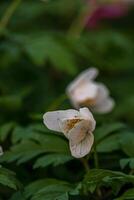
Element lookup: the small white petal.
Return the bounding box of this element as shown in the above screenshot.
[77,67,99,82]
[96,83,109,103]
[43,109,79,132]
[67,82,98,109]
[92,97,115,114]
[79,107,96,132]
[69,132,94,158]
[73,82,98,103]
[66,67,98,94]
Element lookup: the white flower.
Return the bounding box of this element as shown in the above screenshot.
[43,107,96,158]
[0,146,3,156]
[66,67,115,114]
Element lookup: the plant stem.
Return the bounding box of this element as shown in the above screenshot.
[0,0,21,31]
[93,141,102,198]
[80,158,90,173]
[68,1,97,37]
[94,141,99,169]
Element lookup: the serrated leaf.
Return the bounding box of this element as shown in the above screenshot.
[0,167,21,190]
[24,178,72,200]
[0,122,15,142]
[1,133,70,164]
[83,169,134,194]
[32,185,71,200]
[11,126,36,144]
[24,34,77,74]
[0,141,45,164]
[115,188,134,200]
[34,153,73,168]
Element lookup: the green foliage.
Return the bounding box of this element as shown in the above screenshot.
[24,34,77,74]
[24,179,73,200]
[0,125,70,164]
[0,167,21,190]
[120,158,134,169]
[120,132,134,157]
[0,0,134,199]
[94,122,125,143]
[115,188,134,200]
[83,169,134,194]
[34,153,73,169]
[95,122,125,152]
[0,122,15,142]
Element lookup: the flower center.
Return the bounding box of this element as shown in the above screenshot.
[64,118,82,133]
[80,98,96,106]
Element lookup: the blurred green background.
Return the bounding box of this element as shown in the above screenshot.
[0,0,134,199]
[0,0,134,126]
[0,0,134,124]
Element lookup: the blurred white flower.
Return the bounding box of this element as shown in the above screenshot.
[0,146,3,156]
[66,67,115,114]
[43,107,96,158]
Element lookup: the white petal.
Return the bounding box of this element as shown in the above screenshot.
[79,108,96,132]
[43,109,79,132]
[95,83,109,104]
[69,132,94,158]
[92,97,115,114]
[67,82,98,109]
[66,119,90,143]
[73,82,98,102]
[66,67,98,94]
[77,67,99,82]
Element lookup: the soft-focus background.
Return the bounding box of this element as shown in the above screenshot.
[0,0,134,199]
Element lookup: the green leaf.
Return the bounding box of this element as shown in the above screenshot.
[96,133,121,153]
[34,153,73,168]
[1,133,70,164]
[115,188,134,200]
[120,158,134,169]
[0,141,45,164]
[83,169,134,194]
[0,167,21,190]
[120,132,134,157]
[11,124,49,144]
[11,126,37,144]
[32,185,71,200]
[0,122,15,142]
[24,178,72,200]
[10,191,25,200]
[94,122,125,143]
[24,34,77,74]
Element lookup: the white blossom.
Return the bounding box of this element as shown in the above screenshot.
[43,107,96,158]
[0,146,3,156]
[66,67,115,114]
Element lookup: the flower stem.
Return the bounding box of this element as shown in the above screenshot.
[93,141,102,198]
[68,1,97,37]
[94,141,99,169]
[0,0,21,32]
[80,158,90,173]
